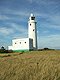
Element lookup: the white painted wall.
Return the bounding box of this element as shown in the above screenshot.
[8,38,33,50]
[8,46,13,50]
[28,14,37,50]
[12,38,29,50]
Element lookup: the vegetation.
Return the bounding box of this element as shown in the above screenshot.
[0,46,13,53]
[38,48,55,51]
[0,50,60,80]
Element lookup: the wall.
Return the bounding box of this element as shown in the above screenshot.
[12,38,29,51]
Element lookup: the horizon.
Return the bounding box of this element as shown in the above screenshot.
[0,0,60,49]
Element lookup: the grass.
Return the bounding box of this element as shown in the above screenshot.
[0,50,60,80]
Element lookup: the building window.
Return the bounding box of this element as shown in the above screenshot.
[25,42,26,43]
[15,42,16,44]
[20,42,21,44]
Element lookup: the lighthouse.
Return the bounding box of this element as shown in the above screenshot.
[28,14,37,50]
[8,13,37,52]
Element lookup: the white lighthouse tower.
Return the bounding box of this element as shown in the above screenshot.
[28,13,37,50]
[8,13,37,52]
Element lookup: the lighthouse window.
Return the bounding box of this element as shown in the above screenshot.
[30,24,31,26]
[31,17,35,20]
[33,29,35,31]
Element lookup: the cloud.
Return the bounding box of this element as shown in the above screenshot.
[0,15,9,20]
[38,34,60,49]
[0,8,30,17]
[40,23,60,30]
[0,7,60,24]
[49,15,60,25]
[32,0,59,5]
[0,27,14,36]
[26,0,33,4]
[0,22,28,37]
[7,23,27,33]
[49,24,60,30]
[3,22,28,38]
[37,14,60,30]
[0,14,27,22]
[26,0,59,7]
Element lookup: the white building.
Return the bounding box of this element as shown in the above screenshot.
[8,13,37,52]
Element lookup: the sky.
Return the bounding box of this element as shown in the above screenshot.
[0,0,60,49]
